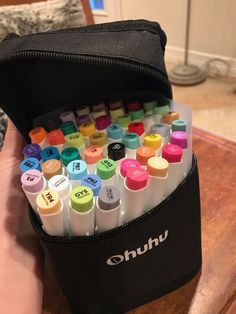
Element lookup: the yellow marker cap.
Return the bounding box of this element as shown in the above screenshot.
[147,157,169,177]
[42,159,62,180]
[70,186,94,213]
[163,111,179,124]
[144,133,162,149]
[65,132,85,148]
[36,189,61,215]
[79,122,96,137]
[89,132,107,147]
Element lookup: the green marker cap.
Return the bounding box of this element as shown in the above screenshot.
[172,119,187,132]
[117,114,131,127]
[96,158,116,180]
[153,105,170,115]
[70,186,93,213]
[59,121,77,136]
[61,147,80,166]
[143,100,157,113]
[65,132,85,148]
[130,109,144,121]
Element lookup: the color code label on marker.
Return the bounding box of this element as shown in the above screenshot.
[98,186,120,210]
[70,186,93,212]
[96,158,116,180]
[36,189,61,215]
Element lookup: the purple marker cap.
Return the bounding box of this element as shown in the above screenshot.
[21,169,44,193]
[23,143,41,160]
[76,114,91,126]
[170,131,188,149]
[95,115,111,130]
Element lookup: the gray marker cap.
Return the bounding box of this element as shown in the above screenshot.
[150,123,170,137]
[98,186,120,211]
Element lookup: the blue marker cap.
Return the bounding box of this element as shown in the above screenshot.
[20,157,41,172]
[122,132,140,149]
[40,146,60,162]
[106,124,123,140]
[67,160,87,180]
[81,174,102,196]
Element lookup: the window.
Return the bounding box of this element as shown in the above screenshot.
[89,0,104,10]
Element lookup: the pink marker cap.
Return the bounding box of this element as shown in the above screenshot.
[95,115,111,130]
[162,144,183,163]
[126,167,148,190]
[170,131,188,149]
[120,159,141,178]
[21,169,44,193]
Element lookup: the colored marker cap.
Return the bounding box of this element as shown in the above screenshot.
[89,132,107,147]
[144,133,162,149]
[76,114,91,126]
[44,117,60,132]
[170,131,188,149]
[120,158,141,177]
[130,109,144,121]
[36,189,61,215]
[128,122,145,136]
[117,114,131,128]
[107,124,123,140]
[98,186,120,210]
[23,143,41,160]
[136,146,155,166]
[81,174,102,196]
[109,100,123,110]
[47,129,65,146]
[67,160,87,180]
[20,157,41,172]
[163,111,180,124]
[91,110,107,120]
[153,105,170,115]
[80,122,96,137]
[143,100,157,113]
[59,111,76,123]
[110,107,125,123]
[96,158,116,180]
[48,175,71,198]
[172,119,187,132]
[108,143,126,161]
[95,115,111,130]
[29,127,47,144]
[126,167,148,190]
[162,144,183,163]
[122,132,140,149]
[147,157,169,177]
[61,147,80,166]
[59,121,77,135]
[85,146,103,164]
[150,123,170,137]
[75,105,90,116]
[65,132,85,148]
[42,159,62,180]
[92,102,106,112]
[21,169,44,193]
[70,186,93,213]
[40,146,60,162]
[127,101,141,112]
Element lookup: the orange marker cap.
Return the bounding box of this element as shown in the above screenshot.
[36,189,61,215]
[42,159,62,180]
[163,111,179,124]
[29,127,47,144]
[136,146,155,166]
[80,122,96,137]
[47,129,65,145]
[147,157,169,177]
[85,146,103,164]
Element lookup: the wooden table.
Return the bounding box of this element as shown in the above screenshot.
[43,127,236,314]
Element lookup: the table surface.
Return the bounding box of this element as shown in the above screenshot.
[43,127,236,314]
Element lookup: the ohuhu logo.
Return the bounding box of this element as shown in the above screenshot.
[106,230,168,266]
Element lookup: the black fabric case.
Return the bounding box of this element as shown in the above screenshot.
[0,20,201,314]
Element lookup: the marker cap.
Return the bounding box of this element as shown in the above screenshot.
[120,158,141,177]
[122,132,139,149]
[80,122,96,137]
[42,159,62,180]
[20,157,41,172]
[127,101,141,112]
[40,146,60,162]
[172,119,187,132]
[106,124,123,140]
[144,133,162,149]
[147,157,169,177]
[150,123,170,137]
[44,117,60,132]
[130,109,144,121]
[126,167,148,190]
[70,186,93,213]
[96,158,116,180]
[170,131,188,149]
[59,111,76,123]
[153,105,169,115]
[95,115,111,130]
[89,132,107,147]
[110,108,125,123]
[61,147,80,166]
[65,132,85,148]
[29,127,47,144]
[67,160,87,180]
[76,114,91,127]
[128,122,145,136]
[92,102,106,112]
[108,142,126,161]
[98,186,120,210]
[21,169,44,193]
[91,110,107,120]
[48,175,71,198]
[117,114,131,128]
[75,105,90,116]
[143,100,157,113]
[23,143,41,160]
[163,111,180,124]
[47,129,65,146]
[136,146,155,165]
[162,144,183,163]
[36,189,61,215]
[84,146,103,164]
[81,174,102,196]
[59,121,77,135]
[109,100,123,110]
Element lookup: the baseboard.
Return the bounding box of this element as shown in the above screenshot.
[165,46,236,78]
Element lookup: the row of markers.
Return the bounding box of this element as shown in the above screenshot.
[20,100,191,236]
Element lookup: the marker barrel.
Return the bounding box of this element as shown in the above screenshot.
[146,175,167,211]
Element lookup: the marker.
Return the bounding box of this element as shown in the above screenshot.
[29,127,48,149]
[109,107,125,123]
[136,146,155,168]
[96,186,121,232]
[69,186,95,236]
[36,189,64,236]
[95,115,111,133]
[65,132,85,160]
[76,114,91,127]
[117,114,131,133]
[21,169,47,213]
[143,112,155,131]
[20,157,41,173]
[143,133,162,156]
[109,100,123,110]
[79,122,96,147]
[146,157,169,211]
[23,143,41,161]
[61,147,80,167]
[128,122,145,145]
[44,117,60,132]
[91,109,107,121]
[42,159,65,180]
[59,121,77,136]
[172,119,187,132]
[47,129,65,152]
[67,160,87,188]
[122,132,140,158]
[96,158,116,187]
[84,146,103,174]
[92,102,106,112]
[123,167,148,222]
[162,144,183,197]
[40,146,60,162]
[150,123,170,145]
[130,109,144,122]
[81,174,102,197]
[89,132,108,157]
[107,142,126,169]
[75,105,91,117]
[127,101,141,112]
[163,111,180,125]
[143,100,157,114]
[59,111,76,124]
[106,124,123,144]
[153,105,170,123]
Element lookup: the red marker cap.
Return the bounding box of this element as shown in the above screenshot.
[126,167,148,190]
[120,158,141,177]
[47,129,65,145]
[127,101,141,112]
[128,122,144,136]
[162,144,183,163]
[95,115,111,130]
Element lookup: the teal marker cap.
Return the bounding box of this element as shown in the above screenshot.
[122,132,140,149]
[106,124,123,140]
[130,109,144,121]
[61,147,80,166]
[59,121,77,135]
[172,119,187,132]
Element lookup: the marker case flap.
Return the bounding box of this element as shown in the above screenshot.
[0,20,201,314]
